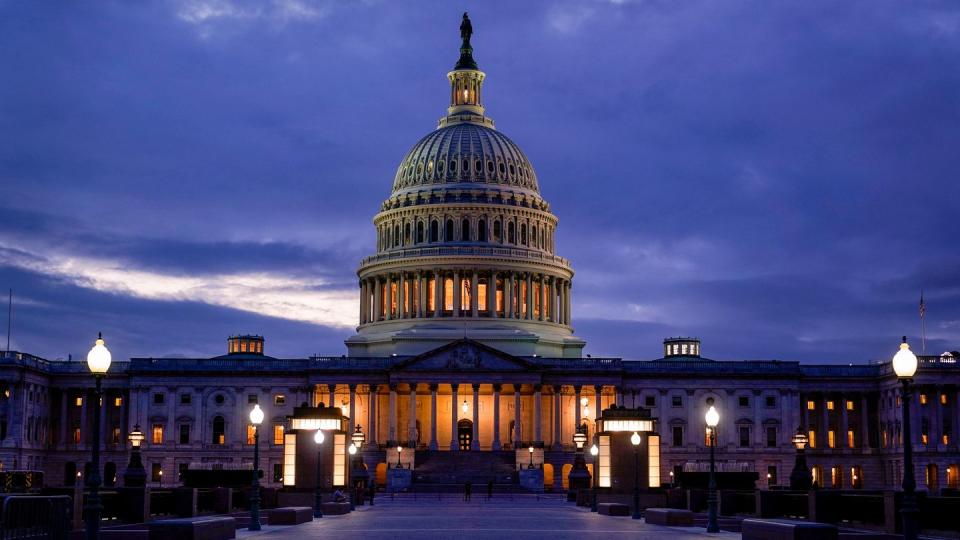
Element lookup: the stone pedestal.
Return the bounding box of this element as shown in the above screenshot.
[387,468,412,492]
[519,468,544,492]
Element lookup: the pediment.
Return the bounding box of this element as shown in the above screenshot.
[393,339,535,372]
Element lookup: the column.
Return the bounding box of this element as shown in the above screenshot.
[539,275,547,321]
[348,384,357,436]
[433,270,442,317]
[429,384,439,450]
[488,271,497,317]
[525,273,533,320]
[398,272,406,319]
[574,385,582,430]
[471,271,479,317]
[385,275,393,321]
[504,273,513,318]
[514,386,522,447]
[59,391,68,446]
[359,280,365,324]
[615,386,623,407]
[492,384,502,450]
[388,384,397,445]
[556,279,564,325]
[80,390,88,446]
[534,384,543,443]
[840,393,849,449]
[553,385,563,450]
[408,384,417,447]
[860,394,870,449]
[452,270,461,317]
[373,278,382,322]
[165,387,174,443]
[451,383,459,451]
[367,385,378,447]
[565,281,572,326]
[328,384,336,409]
[418,272,427,318]
[471,383,480,450]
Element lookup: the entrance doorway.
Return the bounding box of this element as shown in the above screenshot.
[458,419,473,450]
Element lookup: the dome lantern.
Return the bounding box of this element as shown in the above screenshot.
[443,12,491,127]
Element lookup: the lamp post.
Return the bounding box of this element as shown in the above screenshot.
[630,431,641,519]
[589,443,599,512]
[347,443,357,511]
[569,425,591,503]
[893,336,919,540]
[396,445,403,468]
[123,425,146,487]
[314,429,325,518]
[528,446,534,469]
[350,425,367,507]
[789,427,812,491]
[158,470,163,488]
[248,404,264,531]
[705,405,720,533]
[85,332,111,540]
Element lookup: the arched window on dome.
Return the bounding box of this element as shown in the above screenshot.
[404,223,411,246]
[478,219,487,242]
[449,159,457,173]
[430,220,439,243]
[520,224,527,246]
[493,220,501,243]
[393,225,400,248]
[461,219,471,241]
[508,222,515,244]
[531,225,538,248]
[475,160,482,174]
[445,219,454,242]
[416,221,424,244]
[462,159,469,176]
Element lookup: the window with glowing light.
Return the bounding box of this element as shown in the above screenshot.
[152,424,163,445]
[846,400,855,411]
[648,434,661,487]
[273,424,284,445]
[807,430,817,448]
[333,432,346,486]
[427,278,436,313]
[496,279,504,314]
[598,435,611,487]
[75,397,83,407]
[461,278,471,314]
[73,428,81,444]
[847,430,855,448]
[827,401,835,411]
[246,424,256,445]
[283,433,296,486]
[478,280,488,311]
[443,278,454,311]
[828,430,836,448]
[807,400,815,410]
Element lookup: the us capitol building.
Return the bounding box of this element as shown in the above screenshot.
[2,15,959,495]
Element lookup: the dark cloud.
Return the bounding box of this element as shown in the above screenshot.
[1,0,959,363]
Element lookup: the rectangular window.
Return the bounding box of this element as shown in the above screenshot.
[152,424,164,445]
[247,424,256,445]
[112,427,121,444]
[73,427,81,444]
[847,429,855,449]
[180,393,191,405]
[478,280,488,312]
[114,396,122,407]
[830,466,841,488]
[827,400,835,411]
[807,400,815,410]
[273,424,284,445]
[179,424,190,444]
[461,278,472,314]
[941,393,948,405]
[645,395,655,407]
[390,281,398,315]
[443,278,453,311]
[333,432,346,486]
[153,393,165,405]
[519,280,527,318]
[598,435,611,488]
[671,396,682,408]
[812,465,823,487]
[767,466,778,486]
[766,426,777,448]
[151,463,162,483]
[283,433,297,486]
[532,282,540,318]
[427,278,436,313]
[648,434,661,488]
[705,427,715,447]
[828,430,836,448]
[846,400,855,411]
[808,430,817,449]
[495,279,503,314]
[273,463,283,483]
[76,396,83,407]
[274,394,286,406]
[672,425,683,447]
[739,426,751,448]
[248,394,258,404]
[920,394,928,405]
[765,396,776,408]
[738,396,749,407]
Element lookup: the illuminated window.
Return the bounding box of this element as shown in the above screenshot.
[519,280,528,317]
[942,394,949,405]
[827,401,835,411]
[846,400,854,411]
[847,430,855,448]
[812,465,823,487]
[851,466,862,489]
[212,416,225,445]
[830,466,841,487]
[807,400,815,410]
[495,279,504,314]
[76,397,83,407]
[283,433,297,486]
[807,430,816,448]
[705,427,716,447]
[73,428,81,444]
[598,435,611,487]
[274,394,286,406]
[112,427,121,444]
[948,465,959,490]
[427,278,436,313]
[533,282,540,318]
[152,424,163,445]
[882,429,889,448]
[246,424,256,445]
[921,433,929,445]
[114,397,122,407]
[648,434,661,487]
[273,424,284,445]
[461,278,471,314]
[443,278,454,311]
[333,432,346,486]
[390,282,398,315]
[828,430,836,448]
[944,434,950,445]
[478,280,488,311]
[920,394,928,405]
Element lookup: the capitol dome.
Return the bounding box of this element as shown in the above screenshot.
[346,13,585,359]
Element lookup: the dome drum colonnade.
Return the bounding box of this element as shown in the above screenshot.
[348,13,584,358]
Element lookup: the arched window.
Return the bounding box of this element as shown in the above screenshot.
[430,220,439,242]
[461,219,471,241]
[445,219,454,242]
[404,223,411,245]
[508,222,515,244]
[416,221,424,243]
[450,159,457,173]
[520,224,527,245]
[212,416,225,445]
[493,220,501,242]
[393,225,400,247]
[532,226,538,247]
[478,219,487,242]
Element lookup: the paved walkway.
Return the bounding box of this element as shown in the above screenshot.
[240,498,741,539]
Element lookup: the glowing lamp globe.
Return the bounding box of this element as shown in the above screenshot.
[397,445,402,454]
[462,399,468,413]
[86,333,112,375]
[892,336,918,379]
[528,445,534,454]
[348,443,357,455]
[580,397,588,407]
[249,404,264,425]
[314,430,324,445]
[573,426,587,449]
[792,428,808,450]
[128,425,145,448]
[705,405,720,428]
[630,432,641,446]
[351,425,366,448]
[590,444,599,456]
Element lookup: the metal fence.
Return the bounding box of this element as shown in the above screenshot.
[0,496,72,540]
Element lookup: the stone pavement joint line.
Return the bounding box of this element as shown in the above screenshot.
[247,501,741,539]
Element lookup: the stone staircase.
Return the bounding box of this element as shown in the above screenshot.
[412,450,516,487]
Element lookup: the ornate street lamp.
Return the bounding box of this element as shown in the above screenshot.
[350,425,367,509]
[314,429,325,519]
[85,332,111,540]
[396,445,403,468]
[462,399,468,415]
[527,446,534,469]
[569,425,591,502]
[123,425,146,487]
[589,443,599,512]
[789,427,812,490]
[347,442,357,511]
[630,431,641,519]
[893,336,919,540]
[705,405,720,533]
[248,404,264,531]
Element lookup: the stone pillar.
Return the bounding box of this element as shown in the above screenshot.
[861,393,870,449]
[514,386,522,447]
[385,275,393,321]
[348,384,357,436]
[556,279,564,325]
[488,271,497,317]
[419,272,427,318]
[933,386,943,447]
[452,270,461,317]
[553,385,563,450]
[574,385,582,430]
[565,281,572,326]
[534,384,542,443]
[429,384,439,450]
[359,280,366,324]
[451,383,459,451]
[388,384,398,445]
[398,272,406,319]
[367,385,378,447]
[840,394,849,449]
[504,272,513,318]
[59,391,68,446]
[408,384,417,447]
[471,383,480,450]
[539,275,547,321]
[492,384,502,450]
[328,384,336,410]
[433,270,442,317]
[471,271,479,317]
[373,278,382,322]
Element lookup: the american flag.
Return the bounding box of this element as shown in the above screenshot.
[919,291,925,318]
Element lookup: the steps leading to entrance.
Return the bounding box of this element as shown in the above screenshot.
[413,450,516,485]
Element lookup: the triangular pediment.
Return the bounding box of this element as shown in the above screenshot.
[392,339,535,372]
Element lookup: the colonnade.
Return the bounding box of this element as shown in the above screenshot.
[359,270,571,326]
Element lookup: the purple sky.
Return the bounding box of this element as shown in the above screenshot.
[1,1,959,364]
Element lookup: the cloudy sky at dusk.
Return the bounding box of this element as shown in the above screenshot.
[2,0,959,364]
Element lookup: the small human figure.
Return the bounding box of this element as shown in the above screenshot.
[464,481,472,501]
[333,489,346,503]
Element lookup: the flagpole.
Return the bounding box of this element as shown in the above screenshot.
[920,291,926,356]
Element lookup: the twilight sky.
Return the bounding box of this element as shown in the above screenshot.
[1,0,959,364]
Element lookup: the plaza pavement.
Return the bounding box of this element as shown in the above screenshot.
[237,496,741,539]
